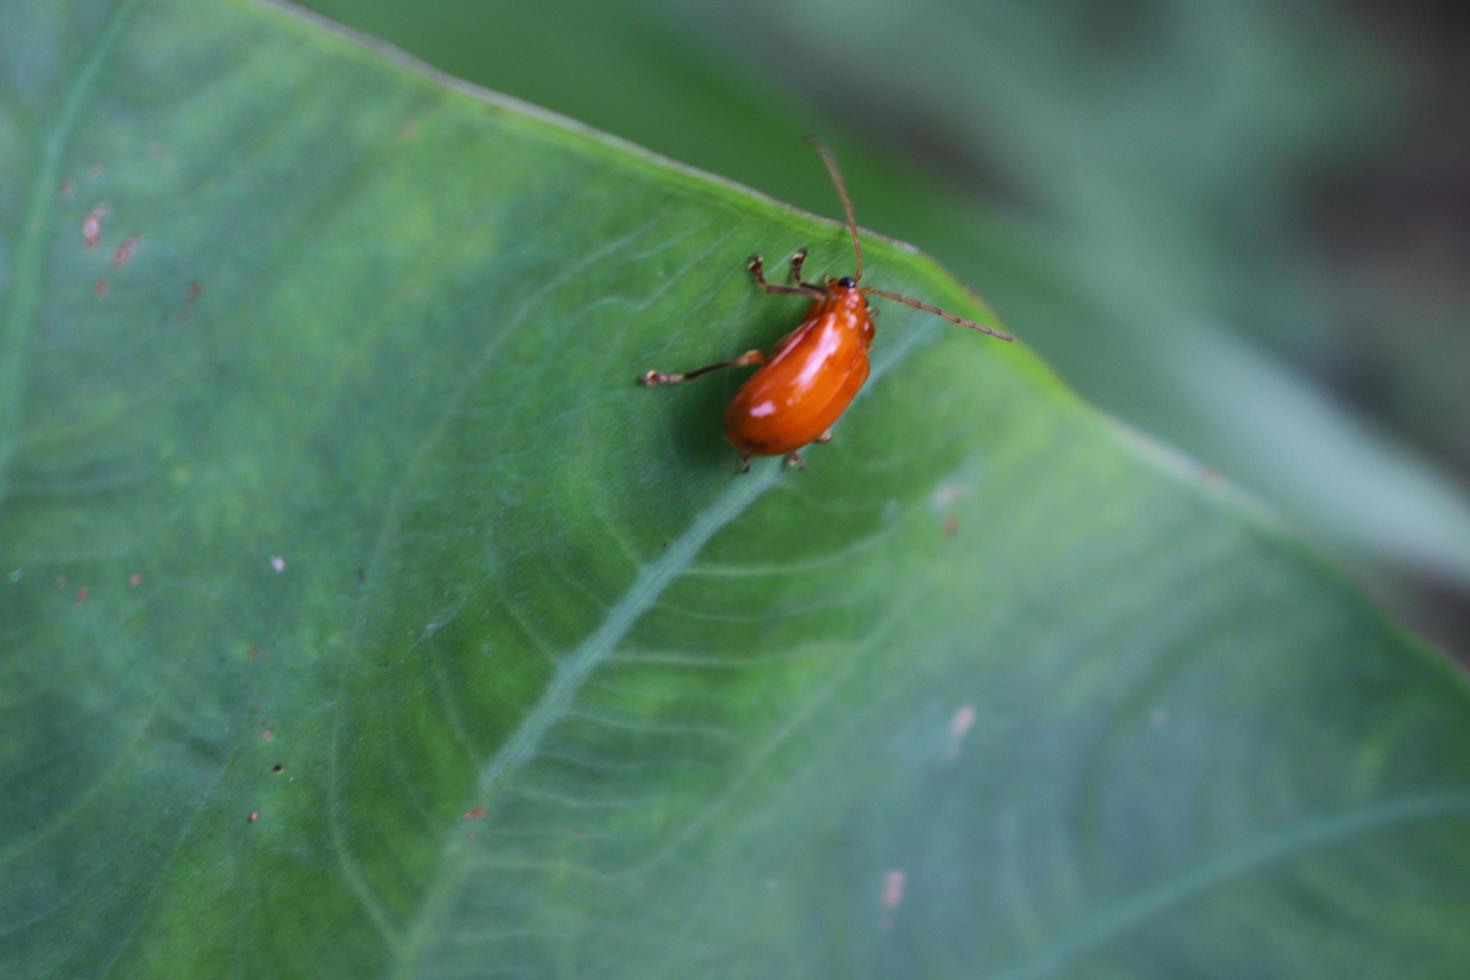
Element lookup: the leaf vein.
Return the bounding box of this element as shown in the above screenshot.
[0,0,137,509]
[993,791,1470,980]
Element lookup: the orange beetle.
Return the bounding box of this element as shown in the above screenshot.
[639,139,1012,471]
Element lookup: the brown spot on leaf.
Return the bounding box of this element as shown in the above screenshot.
[248,810,259,823]
[111,234,140,269]
[128,572,143,588]
[93,279,109,298]
[463,806,486,820]
[75,586,90,604]
[174,279,204,324]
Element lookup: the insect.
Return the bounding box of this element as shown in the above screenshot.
[638,138,1013,472]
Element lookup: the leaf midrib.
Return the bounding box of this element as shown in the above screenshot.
[0,0,137,510]
[385,307,948,975]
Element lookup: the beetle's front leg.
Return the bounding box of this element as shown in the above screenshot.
[748,255,824,298]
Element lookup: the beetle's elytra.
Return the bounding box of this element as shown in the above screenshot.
[639,139,1012,472]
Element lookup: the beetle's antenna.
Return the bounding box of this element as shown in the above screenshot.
[862,287,1014,341]
[806,137,863,283]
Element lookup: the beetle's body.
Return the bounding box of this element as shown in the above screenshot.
[638,139,1011,471]
[725,283,873,456]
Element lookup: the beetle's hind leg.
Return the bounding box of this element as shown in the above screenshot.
[784,451,806,470]
[638,349,765,386]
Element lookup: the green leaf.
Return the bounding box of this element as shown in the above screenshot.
[293,0,1470,590]
[3,1,1470,977]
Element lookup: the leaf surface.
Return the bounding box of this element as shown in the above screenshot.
[2,2,1469,977]
[296,0,1470,590]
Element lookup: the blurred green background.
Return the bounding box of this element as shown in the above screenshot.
[293,0,1470,653]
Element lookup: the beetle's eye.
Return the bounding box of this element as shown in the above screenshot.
[838,276,857,288]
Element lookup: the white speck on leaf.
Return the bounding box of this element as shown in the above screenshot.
[947,703,977,759]
[880,869,906,930]
[932,483,969,508]
[270,555,286,573]
[82,202,109,249]
[882,869,906,910]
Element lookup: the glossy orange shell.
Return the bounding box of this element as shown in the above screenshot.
[724,285,874,456]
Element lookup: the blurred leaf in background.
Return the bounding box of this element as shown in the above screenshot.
[296,0,1470,650]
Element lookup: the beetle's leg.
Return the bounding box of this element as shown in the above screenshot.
[749,255,825,298]
[738,454,752,474]
[784,451,806,470]
[815,430,832,444]
[789,248,807,283]
[788,247,824,290]
[638,350,765,386]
